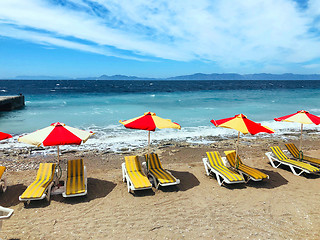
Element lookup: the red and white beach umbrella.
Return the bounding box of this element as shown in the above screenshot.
[18,122,94,163]
[274,110,320,151]
[0,132,12,141]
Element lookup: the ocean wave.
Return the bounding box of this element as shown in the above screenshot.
[1,121,319,156]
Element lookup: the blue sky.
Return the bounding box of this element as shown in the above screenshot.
[0,0,320,78]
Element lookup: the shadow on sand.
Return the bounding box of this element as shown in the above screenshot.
[164,170,200,192]
[54,177,117,205]
[131,188,155,197]
[0,184,26,208]
[246,169,289,189]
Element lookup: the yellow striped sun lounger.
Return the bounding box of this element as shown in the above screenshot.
[62,159,87,198]
[122,156,152,193]
[285,143,320,167]
[0,166,7,192]
[265,146,320,176]
[19,163,56,204]
[224,150,269,182]
[144,153,180,189]
[203,151,245,186]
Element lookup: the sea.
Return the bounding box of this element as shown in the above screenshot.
[1,80,320,154]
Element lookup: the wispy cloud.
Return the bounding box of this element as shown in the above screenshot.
[0,0,320,69]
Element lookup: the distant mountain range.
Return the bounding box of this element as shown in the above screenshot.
[9,73,320,80]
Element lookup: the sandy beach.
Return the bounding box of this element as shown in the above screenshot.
[1,136,320,240]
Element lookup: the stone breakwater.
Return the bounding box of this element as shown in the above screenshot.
[0,95,25,111]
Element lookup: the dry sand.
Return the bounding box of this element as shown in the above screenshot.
[1,137,320,240]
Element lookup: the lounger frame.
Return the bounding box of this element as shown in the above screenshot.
[19,182,54,204]
[122,157,152,193]
[143,154,180,189]
[265,150,319,176]
[202,157,245,186]
[19,163,56,205]
[146,170,180,189]
[285,143,320,167]
[224,151,269,182]
[62,160,87,198]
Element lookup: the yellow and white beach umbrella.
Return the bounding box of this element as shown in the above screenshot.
[275,110,320,151]
[120,112,181,170]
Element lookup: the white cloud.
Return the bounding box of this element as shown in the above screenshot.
[0,0,320,69]
[303,63,320,69]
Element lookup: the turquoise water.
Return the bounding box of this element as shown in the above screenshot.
[1,80,320,152]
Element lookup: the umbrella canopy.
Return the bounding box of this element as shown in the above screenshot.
[119,112,181,131]
[120,112,181,170]
[211,114,274,168]
[18,122,94,162]
[211,114,274,135]
[274,110,320,125]
[274,110,320,151]
[0,132,12,141]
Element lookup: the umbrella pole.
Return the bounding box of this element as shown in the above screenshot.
[299,123,303,152]
[147,131,151,172]
[57,145,60,164]
[235,131,240,169]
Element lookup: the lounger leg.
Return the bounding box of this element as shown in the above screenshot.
[289,166,304,176]
[24,200,31,207]
[126,178,131,192]
[269,159,282,168]
[202,158,211,176]
[0,179,6,192]
[152,176,159,190]
[122,164,126,182]
[244,175,250,183]
[204,163,210,175]
[46,182,54,202]
[3,178,7,192]
[265,153,282,168]
[215,173,223,186]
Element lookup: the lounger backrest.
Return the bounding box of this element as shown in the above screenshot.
[125,156,151,188]
[270,146,289,161]
[0,166,5,179]
[206,151,224,167]
[66,159,85,195]
[224,150,243,167]
[67,159,84,178]
[35,163,56,186]
[125,156,143,173]
[146,153,177,184]
[285,143,299,158]
[145,153,163,170]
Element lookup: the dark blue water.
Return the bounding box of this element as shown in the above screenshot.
[1,80,320,95]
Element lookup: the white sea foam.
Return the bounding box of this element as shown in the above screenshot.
[1,121,319,157]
